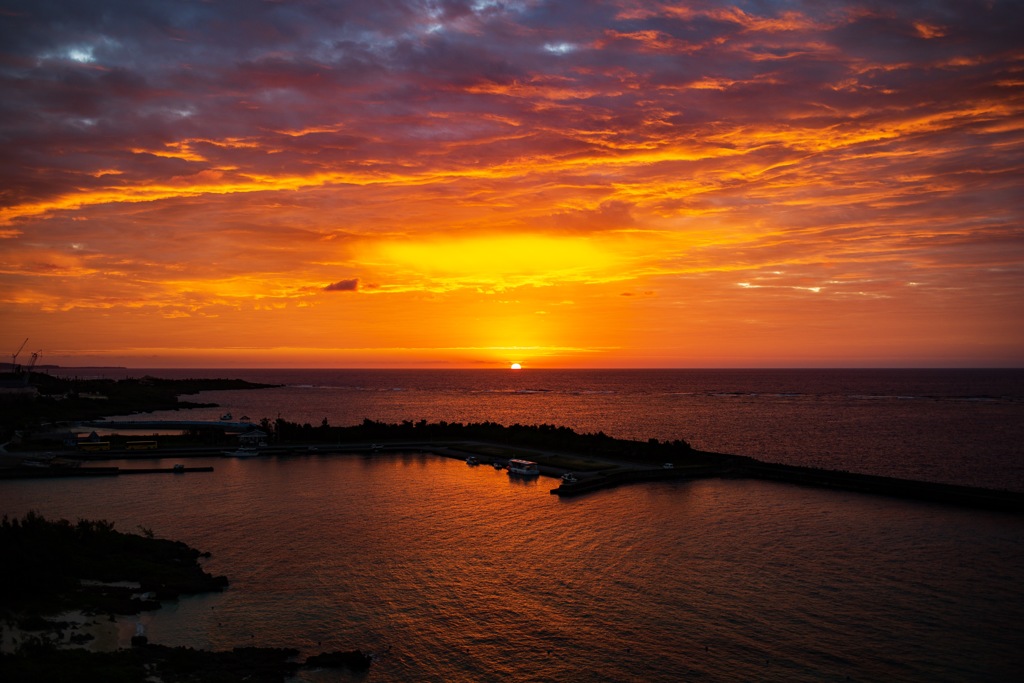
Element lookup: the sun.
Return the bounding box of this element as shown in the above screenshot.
[510,363,522,370]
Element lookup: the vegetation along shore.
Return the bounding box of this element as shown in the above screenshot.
[3,371,1023,513]
[0,513,373,682]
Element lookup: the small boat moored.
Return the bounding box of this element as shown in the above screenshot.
[19,459,51,469]
[466,456,480,466]
[507,458,540,476]
[223,446,260,457]
[560,472,578,485]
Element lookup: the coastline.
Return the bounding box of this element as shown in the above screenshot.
[0,514,374,680]
[1,609,123,655]
[5,370,1023,513]
[10,437,1022,514]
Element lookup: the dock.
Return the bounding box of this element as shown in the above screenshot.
[0,466,214,479]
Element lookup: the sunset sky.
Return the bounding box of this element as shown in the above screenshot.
[2,0,1022,368]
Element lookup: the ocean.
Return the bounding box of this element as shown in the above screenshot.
[4,368,1022,681]
[67,367,1024,491]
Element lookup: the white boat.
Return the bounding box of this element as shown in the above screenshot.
[223,446,260,457]
[19,459,51,468]
[507,458,540,476]
[560,472,578,485]
[466,456,479,466]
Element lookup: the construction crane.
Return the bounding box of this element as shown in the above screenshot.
[21,351,41,385]
[10,338,28,371]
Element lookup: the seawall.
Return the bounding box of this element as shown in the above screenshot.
[551,454,1024,514]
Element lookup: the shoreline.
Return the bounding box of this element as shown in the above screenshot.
[5,373,1020,510]
[7,439,1021,514]
[1,610,124,655]
[0,514,374,680]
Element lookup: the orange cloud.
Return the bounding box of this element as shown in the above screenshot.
[1,0,1021,367]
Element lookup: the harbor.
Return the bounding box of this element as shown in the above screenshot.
[4,422,1024,513]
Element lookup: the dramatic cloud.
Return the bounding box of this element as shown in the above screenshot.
[324,279,359,292]
[1,0,1022,367]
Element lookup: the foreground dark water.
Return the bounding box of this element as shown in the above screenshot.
[82,367,1024,491]
[12,368,1019,680]
[2,454,1022,682]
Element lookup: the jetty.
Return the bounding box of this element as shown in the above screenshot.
[547,457,1024,514]
[0,465,214,479]
[78,419,258,432]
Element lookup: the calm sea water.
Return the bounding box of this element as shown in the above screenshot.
[76,368,1024,491]
[8,368,1021,681]
[2,454,1022,682]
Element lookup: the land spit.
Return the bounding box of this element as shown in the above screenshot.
[8,440,1022,514]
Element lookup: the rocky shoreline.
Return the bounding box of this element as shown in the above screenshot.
[0,513,372,681]
[1,642,374,683]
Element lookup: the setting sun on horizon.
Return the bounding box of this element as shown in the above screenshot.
[1,2,1022,369]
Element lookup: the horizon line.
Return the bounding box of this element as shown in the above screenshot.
[20,365,1024,371]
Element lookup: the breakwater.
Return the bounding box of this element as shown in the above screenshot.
[550,453,1024,514]
[550,464,731,498]
[729,458,1024,514]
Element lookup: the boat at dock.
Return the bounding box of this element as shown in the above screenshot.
[223,446,261,457]
[18,455,81,470]
[507,459,540,476]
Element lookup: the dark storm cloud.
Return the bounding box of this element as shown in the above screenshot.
[324,278,359,292]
